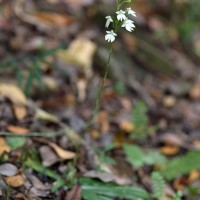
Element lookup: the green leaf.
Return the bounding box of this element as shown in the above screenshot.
[123,144,145,167]
[52,179,66,193]
[160,150,200,180]
[82,191,113,200]
[25,158,65,191]
[80,178,150,200]
[6,137,26,150]
[123,144,167,168]
[151,172,165,200]
[144,151,167,165]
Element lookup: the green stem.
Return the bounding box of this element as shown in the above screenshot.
[84,45,113,130]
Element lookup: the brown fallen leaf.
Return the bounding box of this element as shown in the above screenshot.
[13,105,27,120]
[160,145,180,155]
[0,84,27,120]
[29,11,75,26]
[0,84,26,105]
[65,184,82,200]
[57,37,97,78]
[48,142,75,160]
[5,175,25,188]
[173,177,188,191]
[7,125,29,135]
[14,1,75,29]
[162,95,176,108]
[39,145,60,167]
[188,170,200,183]
[0,138,11,156]
[190,84,200,100]
[119,121,134,132]
[13,193,27,200]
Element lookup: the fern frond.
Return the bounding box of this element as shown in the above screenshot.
[151,172,165,200]
[160,150,200,180]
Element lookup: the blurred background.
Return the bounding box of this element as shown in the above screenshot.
[1,0,200,131]
[0,0,200,199]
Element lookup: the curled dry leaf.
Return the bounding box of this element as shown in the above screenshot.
[57,37,97,78]
[0,84,27,120]
[0,138,11,156]
[160,145,180,156]
[48,142,75,160]
[13,105,27,120]
[35,109,58,123]
[39,145,60,167]
[7,125,29,135]
[14,1,75,29]
[5,175,25,188]
[119,121,134,132]
[0,84,26,105]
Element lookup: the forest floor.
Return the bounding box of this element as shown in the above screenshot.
[0,0,200,199]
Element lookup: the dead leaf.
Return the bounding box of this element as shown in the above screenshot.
[48,142,75,160]
[29,175,49,190]
[57,37,97,78]
[35,109,58,123]
[188,170,200,183]
[160,145,180,155]
[0,163,18,176]
[84,171,115,183]
[14,1,75,29]
[29,11,75,26]
[39,145,60,167]
[162,95,176,108]
[0,84,26,105]
[0,84,27,120]
[65,184,82,200]
[13,193,27,200]
[13,105,27,120]
[190,84,200,100]
[5,175,25,188]
[119,121,134,132]
[173,177,188,190]
[0,138,11,156]
[97,111,110,133]
[7,125,29,135]
[160,133,184,147]
[193,140,200,149]
[77,78,87,101]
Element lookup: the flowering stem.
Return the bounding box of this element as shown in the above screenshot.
[84,45,113,130]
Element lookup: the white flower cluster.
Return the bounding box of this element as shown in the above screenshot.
[105,7,136,43]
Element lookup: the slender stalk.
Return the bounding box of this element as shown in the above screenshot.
[84,45,113,130]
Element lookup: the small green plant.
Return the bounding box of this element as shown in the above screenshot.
[94,144,116,166]
[123,144,167,168]
[81,178,150,200]
[160,150,200,180]
[87,0,137,128]
[151,172,166,200]
[169,191,183,200]
[131,101,156,139]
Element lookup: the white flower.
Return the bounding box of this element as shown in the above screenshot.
[105,30,117,42]
[122,19,135,32]
[105,16,113,28]
[127,7,136,17]
[116,10,126,21]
